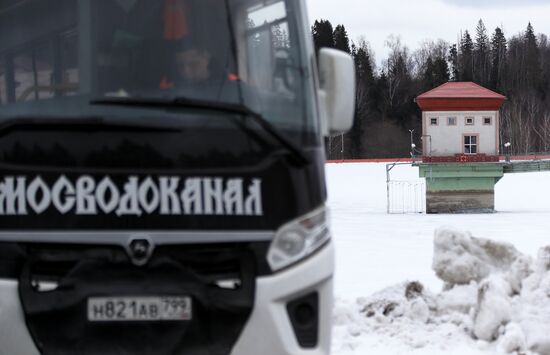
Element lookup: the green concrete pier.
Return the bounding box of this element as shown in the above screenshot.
[417,160,550,213]
[502,160,550,173]
[418,163,504,213]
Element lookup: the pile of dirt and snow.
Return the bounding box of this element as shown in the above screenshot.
[332,227,550,355]
[432,228,522,285]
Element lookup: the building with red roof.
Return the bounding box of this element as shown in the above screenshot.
[416,82,506,162]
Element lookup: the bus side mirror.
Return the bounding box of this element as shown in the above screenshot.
[318,48,355,136]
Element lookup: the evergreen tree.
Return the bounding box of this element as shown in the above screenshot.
[375,72,389,117]
[421,57,435,89]
[352,41,374,84]
[490,27,507,90]
[347,40,375,157]
[448,44,459,81]
[524,22,542,91]
[333,25,351,53]
[421,56,449,90]
[433,56,450,85]
[506,35,528,97]
[474,19,491,85]
[460,30,474,81]
[539,34,550,100]
[311,20,334,55]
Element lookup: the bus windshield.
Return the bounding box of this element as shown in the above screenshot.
[0,0,317,140]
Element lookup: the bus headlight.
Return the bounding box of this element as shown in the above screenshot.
[267,206,330,272]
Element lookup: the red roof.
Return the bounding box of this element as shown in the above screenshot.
[416,82,506,111]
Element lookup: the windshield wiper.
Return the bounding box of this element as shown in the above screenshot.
[90,97,310,166]
[0,116,183,138]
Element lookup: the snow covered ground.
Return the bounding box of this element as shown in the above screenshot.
[326,162,550,354]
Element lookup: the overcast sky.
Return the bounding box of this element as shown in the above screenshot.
[305,0,550,66]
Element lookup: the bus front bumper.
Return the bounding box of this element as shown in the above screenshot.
[0,242,334,355]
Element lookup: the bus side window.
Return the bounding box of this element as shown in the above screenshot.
[3,32,79,104]
[13,45,55,102]
[245,2,295,97]
[14,50,41,102]
[60,31,79,96]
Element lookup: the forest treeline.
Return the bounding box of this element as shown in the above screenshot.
[312,20,550,159]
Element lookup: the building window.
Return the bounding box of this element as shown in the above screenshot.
[464,135,478,154]
[430,117,438,126]
[483,117,492,125]
[465,117,474,125]
[447,117,457,126]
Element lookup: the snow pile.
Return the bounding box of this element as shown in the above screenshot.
[332,281,485,354]
[332,227,550,355]
[433,228,521,285]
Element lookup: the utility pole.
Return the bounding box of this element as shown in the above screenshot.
[341,134,344,160]
[504,142,511,163]
[409,129,415,159]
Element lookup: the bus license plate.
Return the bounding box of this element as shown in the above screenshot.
[87,296,192,322]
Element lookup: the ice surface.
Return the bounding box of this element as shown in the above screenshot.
[327,163,550,299]
[328,162,550,354]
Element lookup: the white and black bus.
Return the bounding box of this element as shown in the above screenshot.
[0,0,354,354]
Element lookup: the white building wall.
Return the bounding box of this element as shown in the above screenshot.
[423,111,498,156]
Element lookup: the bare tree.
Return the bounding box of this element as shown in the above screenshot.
[539,112,550,152]
[413,39,449,77]
[382,35,413,110]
